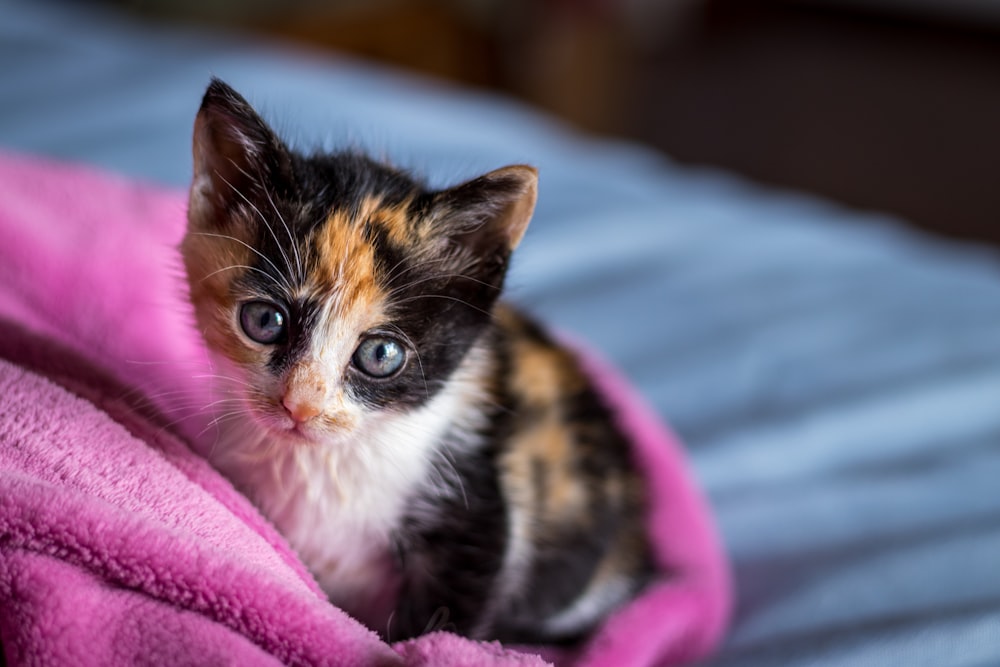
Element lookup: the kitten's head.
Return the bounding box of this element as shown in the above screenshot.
[182,78,536,445]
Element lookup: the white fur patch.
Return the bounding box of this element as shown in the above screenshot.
[201,339,492,630]
[472,464,534,638]
[541,574,633,639]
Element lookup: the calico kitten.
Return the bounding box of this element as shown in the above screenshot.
[182,78,652,643]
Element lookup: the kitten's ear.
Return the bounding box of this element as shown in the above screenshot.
[433,165,538,253]
[189,78,290,225]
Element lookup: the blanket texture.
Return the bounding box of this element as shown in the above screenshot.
[0,151,730,666]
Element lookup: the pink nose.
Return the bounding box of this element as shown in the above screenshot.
[282,397,322,424]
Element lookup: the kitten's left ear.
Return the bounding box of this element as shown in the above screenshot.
[434,165,538,253]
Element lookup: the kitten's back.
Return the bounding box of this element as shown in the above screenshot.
[489,304,652,643]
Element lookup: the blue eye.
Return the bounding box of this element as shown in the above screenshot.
[352,336,406,378]
[240,301,287,344]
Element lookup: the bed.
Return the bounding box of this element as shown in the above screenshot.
[3,1,1000,665]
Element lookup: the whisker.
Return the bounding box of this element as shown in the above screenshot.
[381,254,424,286]
[259,170,304,283]
[191,373,258,390]
[191,231,292,293]
[123,358,208,368]
[203,396,252,412]
[139,402,230,442]
[386,271,497,299]
[433,446,469,510]
[381,254,451,286]
[199,409,251,439]
[217,166,297,289]
[383,324,428,397]
[392,294,493,317]
[200,263,286,290]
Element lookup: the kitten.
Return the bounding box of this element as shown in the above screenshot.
[182,78,652,644]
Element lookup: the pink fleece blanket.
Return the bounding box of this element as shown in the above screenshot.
[0,151,730,666]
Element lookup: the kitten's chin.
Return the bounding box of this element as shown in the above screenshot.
[266,419,321,445]
[244,407,311,444]
[275,423,315,443]
[257,410,353,448]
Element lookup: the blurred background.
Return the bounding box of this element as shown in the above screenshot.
[101,0,998,247]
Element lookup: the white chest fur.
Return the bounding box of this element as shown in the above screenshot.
[203,348,490,628]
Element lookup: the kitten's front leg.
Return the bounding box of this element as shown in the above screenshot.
[387,466,509,641]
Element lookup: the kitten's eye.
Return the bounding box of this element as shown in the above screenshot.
[352,336,406,378]
[240,301,287,344]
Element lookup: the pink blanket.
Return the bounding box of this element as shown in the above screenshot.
[0,151,730,666]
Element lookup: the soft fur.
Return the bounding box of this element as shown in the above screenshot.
[181,79,653,642]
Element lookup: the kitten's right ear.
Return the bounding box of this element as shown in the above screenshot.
[190,78,289,226]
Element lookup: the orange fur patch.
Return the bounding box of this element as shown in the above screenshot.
[497,311,598,529]
[364,195,421,249]
[532,418,589,524]
[502,312,586,407]
[311,208,383,318]
[180,225,258,366]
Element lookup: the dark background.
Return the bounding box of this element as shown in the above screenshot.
[110,0,1000,247]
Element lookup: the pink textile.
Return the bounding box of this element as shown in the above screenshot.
[0,151,730,666]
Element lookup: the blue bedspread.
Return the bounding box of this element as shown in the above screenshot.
[4,2,1000,664]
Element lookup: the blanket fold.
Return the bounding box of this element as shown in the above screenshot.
[0,151,729,666]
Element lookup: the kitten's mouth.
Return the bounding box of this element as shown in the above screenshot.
[277,419,319,443]
[280,420,308,437]
[249,407,319,444]
[272,411,350,447]
[252,401,355,446]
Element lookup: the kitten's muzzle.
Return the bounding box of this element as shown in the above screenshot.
[281,362,329,426]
